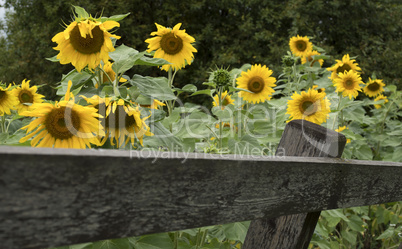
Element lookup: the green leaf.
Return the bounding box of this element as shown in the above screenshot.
[73,5,90,19]
[354,143,373,160]
[118,86,127,99]
[101,85,114,96]
[174,111,215,139]
[376,227,396,240]
[70,242,93,249]
[233,87,254,94]
[56,70,93,96]
[230,64,251,77]
[143,122,183,150]
[326,216,342,228]
[392,147,402,162]
[0,132,9,144]
[130,75,176,101]
[228,135,263,155]
[212,106,233,120]
[134,94,153,105]
[202,82,216,88]
[100,13,130,23]
[46,55,59,62]
[182,84,197,93]
[387,130,402,136]
[343,106,365,122]
[92,238,132,249]
[341,229,357,245]
[110,45,145,75]
[160,108,181,129]
[134,56,170,67]
[381,137,401,147]
[313,239,331,249]
[347,215,365,232]
[314,221,331,239]
[0,129,26,145]
[385,85,397,93]
[267,98,289,109]
[191,89,215,97]
[147,109,166,123]
[323,210,350,222]
[131,233,174,249]
[222,221,250,243]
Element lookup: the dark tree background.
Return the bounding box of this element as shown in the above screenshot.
[0,0,400,101]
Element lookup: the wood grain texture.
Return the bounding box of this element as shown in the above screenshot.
[1,139,401,248]
[243,119,345,249]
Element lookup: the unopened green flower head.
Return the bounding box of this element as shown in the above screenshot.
[211,68,232,87]
[282,54,297,67]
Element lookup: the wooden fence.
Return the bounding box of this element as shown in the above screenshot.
[1,120,401,249]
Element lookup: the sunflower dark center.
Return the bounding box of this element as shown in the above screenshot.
[301,100,317,116]
[160,33,183,55]
[19,90,33,103]
[222,97,229,106]
[248,76,265,93]
[0,90,5,101]
[344,79,355,89]
[368,82,380,92]
[104,105,136,130]
[45,107,81,140]
[336,64,352,74]
[296,41,307,52]
[70,25,105,54]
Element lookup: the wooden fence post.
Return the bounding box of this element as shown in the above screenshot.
[243,119,346,249]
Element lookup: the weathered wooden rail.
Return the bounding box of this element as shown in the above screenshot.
[0,120,401,249]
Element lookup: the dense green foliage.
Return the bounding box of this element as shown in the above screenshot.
[0,0,401,101]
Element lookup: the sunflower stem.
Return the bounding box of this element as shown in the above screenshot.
[217,87,223,150]
[173,231,179,249]
[200,229,208,247]
[332,94,343,130]
[308,71,314,89]
[1,115,6,133]
[166,68,178,132]
[166,69,174,116]
[374,99,394,159]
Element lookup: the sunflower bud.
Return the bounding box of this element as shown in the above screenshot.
[282,54,297,67]
[211,68,232,88]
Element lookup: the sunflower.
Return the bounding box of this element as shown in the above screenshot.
[52,19,120,72]
[145,23,197,71]
[19,81,102,148]
[0,84,18,115]
[333,70,363,99]
[212,91,235,110]
[327,54,361,80]
[289,35,313,57]
[236,64,276,104]
[363,78,385,97]
[374,95,388,109]
[286,88,331,125]
[83,96,153,147]
[301,50,324,67]
[12,79,44,114]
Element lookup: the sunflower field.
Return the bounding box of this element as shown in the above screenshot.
[0,5,401,249]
